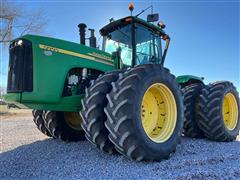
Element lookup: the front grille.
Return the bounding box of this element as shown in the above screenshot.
[7,39,33,93]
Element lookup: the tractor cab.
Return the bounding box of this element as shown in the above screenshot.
[100,16,169,69]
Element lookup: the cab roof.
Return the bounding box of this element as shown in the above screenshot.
[100,16,166,36]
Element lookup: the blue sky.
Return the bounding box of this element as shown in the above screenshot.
[1,0,239,90]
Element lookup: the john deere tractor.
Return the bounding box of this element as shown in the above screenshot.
[5,4,240,161]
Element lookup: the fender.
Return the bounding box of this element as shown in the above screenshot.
[176,75,204,86]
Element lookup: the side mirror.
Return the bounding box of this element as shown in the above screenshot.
[147,13,159,22]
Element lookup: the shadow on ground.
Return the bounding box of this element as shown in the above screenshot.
[1,137,240,179]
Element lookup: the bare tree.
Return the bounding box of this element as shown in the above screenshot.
[0,1,47,94]
[0,0,46,43]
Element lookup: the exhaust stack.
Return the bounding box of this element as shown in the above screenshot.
[78,23,87,45]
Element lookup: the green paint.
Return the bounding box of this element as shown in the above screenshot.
[176,75,204,84]
[24,95,85,112]
[5,34,117,112]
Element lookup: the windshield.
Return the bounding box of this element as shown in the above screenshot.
[103,23,162,68]
[103,24,132,68]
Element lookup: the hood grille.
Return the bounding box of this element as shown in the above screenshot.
[7,39,33,93]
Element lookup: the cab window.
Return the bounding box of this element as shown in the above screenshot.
[135,24,161,65]
[103,24,132,68]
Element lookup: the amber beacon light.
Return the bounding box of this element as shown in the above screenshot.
[129,3,134,16]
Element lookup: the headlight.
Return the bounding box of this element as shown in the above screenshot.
[17,40,23,46]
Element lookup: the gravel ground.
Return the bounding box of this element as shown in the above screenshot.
[1,115,240,179]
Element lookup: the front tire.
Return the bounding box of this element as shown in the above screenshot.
[80,72,120,153]
[104,64,184,161]
[197,81,240,141]
[44,111,85,141]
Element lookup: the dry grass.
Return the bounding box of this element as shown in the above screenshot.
[0,105,32,120]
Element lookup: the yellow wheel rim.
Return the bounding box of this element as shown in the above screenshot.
[64,112,82,130]
[222,93,238,130]
[141,83,177,143]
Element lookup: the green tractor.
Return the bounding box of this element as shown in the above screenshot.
[5,4,240,161]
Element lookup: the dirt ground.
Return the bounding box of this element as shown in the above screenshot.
[0,106,240,179]
[0,105,32,120]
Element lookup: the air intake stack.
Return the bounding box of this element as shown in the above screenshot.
[88,28,96,48]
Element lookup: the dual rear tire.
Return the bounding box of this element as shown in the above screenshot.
[197,81,240,141]
[32,110,85,141]
[43,111,85,141]
[182,81,240,141]
[32,110,52,137]
[181,83,204,138]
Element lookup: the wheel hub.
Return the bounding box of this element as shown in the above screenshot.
[222,92,238,130]
[64,112,82,130]
[141,83,177,143]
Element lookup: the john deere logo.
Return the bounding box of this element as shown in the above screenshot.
[44,50,53,56]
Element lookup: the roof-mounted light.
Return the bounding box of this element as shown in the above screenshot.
[129,3,134,16]
[125,17,132,22]
[158,21,166,29]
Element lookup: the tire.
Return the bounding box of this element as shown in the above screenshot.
[80,72,120,154]
[197,81,240,141]
[44,111,85,141]
[32,110,52,137]
[104,64,184,161]
[182,83,205,138]
[179,80,202,89]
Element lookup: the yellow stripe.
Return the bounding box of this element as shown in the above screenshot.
[39,44,114,66]
[87,52,113,62]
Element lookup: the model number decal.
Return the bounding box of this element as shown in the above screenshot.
[39,44,114,66]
